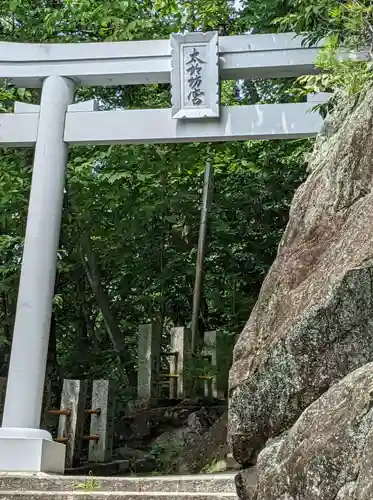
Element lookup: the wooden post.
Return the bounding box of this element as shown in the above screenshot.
[88,379,115,463]
[191,162,213,355]
[57,379,88,468]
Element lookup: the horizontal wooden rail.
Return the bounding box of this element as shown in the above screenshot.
[55,436,69,444]
[48,409,71,417]
[85,408,101,416]
[82,434,100,442]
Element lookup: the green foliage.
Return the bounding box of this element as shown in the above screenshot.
[74,472,101,491]
[149,441,185,473]
[200,459,223,473]
[237,0,373,97]
[0,0,318,385]
[152,0,234,32]
[275,0,373,96]
[274,0,373,48]
[298,52,373,97]
[234,0,292,34]
[0,87,31,112]
[0,0,170,42]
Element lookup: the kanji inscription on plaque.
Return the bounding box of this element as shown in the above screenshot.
[171,32,219,119]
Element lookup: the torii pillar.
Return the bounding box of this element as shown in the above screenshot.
[0,75,74,473]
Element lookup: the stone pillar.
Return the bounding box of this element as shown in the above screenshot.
[170,327,192,399]
[137,323,161,400]
[202,330,218,398]
[58,379,88,469]
[168,353,178,399]
[88,380,115,463]
[0,75,74,473]
[203,330,233,400]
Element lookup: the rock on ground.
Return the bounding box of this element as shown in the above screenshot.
[154,406,225,449]
[152,407,227,473]
[228,86,373,466]
[176,411,234,473]
[244,362,373,500]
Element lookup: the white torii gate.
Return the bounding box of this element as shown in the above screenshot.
[0,31,327,473]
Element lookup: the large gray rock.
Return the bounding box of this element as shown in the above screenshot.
[246,361,373,500]
[228,86,373,466]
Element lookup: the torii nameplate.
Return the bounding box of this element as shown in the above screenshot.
[171,31,219,120]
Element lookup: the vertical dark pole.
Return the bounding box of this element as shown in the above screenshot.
[191,162,213,355]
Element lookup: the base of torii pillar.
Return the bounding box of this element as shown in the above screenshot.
[0,428,65,473]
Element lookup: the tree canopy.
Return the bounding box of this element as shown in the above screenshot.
[0,0,371,389]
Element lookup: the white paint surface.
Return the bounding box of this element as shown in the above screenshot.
[0,113,38,146]
[64,103,325,145]
[0,33,321,87]
[0,437,65,473]
[1,76,74,436]
[0,101,326,147]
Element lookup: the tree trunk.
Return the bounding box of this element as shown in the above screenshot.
[79,232,131,384]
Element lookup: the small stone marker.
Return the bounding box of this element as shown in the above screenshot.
[88,379,115,463]
[170,327,192,398]
[168,351,178,399]
[137,323,161,399]
[202,330,218,398]
[205,330,233,399]
[58,379,88,468]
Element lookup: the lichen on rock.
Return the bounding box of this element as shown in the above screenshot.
[250,361,373,500]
